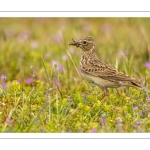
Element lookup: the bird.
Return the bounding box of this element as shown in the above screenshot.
[69,36,144,100]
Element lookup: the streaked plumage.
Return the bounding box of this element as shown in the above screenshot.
[69,36,144,100]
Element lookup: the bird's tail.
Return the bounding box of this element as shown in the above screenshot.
[126,78,150,94]
[130,79,143,88]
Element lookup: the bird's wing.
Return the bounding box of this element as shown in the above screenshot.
[81,59,133,81]
[81,58,143,88]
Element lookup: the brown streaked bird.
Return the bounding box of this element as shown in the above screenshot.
[69,36,144,100]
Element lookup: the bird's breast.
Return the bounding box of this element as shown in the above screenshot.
[81,71,121,88]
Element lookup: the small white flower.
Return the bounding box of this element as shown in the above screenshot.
[2,102,5,106]
[30,65,33,69]
[116,117,122,123]
[62,55,68,60]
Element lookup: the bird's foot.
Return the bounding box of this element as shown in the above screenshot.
[117,87,124,96]
[100,95,108,101]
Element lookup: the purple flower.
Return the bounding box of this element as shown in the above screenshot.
[0,74,6,80]
[1,82,6,87]
[144,62,150,68]
[124,50,129,55]
[58,65,64,72]
[5,28,14,37]
[101,119,106,126]
[6,118,13,127]
[62,55,68,61]
[92,128,97,133]
[52,32,63,43]
[82,93,87,98]
[30,40,39,48]
[119,50,129,56]
[136,121,141,126]
[69,47,74,53]
[44,52,50,58]
[133,106,138,111]
[26,78,33,84]
[101,113,107,125]
[146,97,150,101]
[82,24,90,32]
[17,30,30,43]
[6,118,12,123]
[17,80,21,83]
[101,23,113,34]
[51,60,58,67]
[52,80,62,87]
[76,67,82,76]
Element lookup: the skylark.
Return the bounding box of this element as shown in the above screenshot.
[69,36,144,100]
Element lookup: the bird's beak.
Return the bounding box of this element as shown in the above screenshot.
[69,38,81,47]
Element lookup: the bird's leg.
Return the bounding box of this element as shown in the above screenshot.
[100,87,109,101]
[117,87,124,96]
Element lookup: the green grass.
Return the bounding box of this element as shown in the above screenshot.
[0,18,150,132]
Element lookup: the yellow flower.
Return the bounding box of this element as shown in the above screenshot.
[109,94,116,99]
[124,106,128,111]
[79,116,83,122]
[69,109,75,114]
[94,100,101,108]
[125,97,130,101]
[146,120,150,130]
[23,105,28,111]
[78,103,83,109]
[68,115,73,120]
[31,104,38,110]
[104,105,111,111]
[84,106,90,112]
[125,113,132,121]
[147,120,150,125]
[10,80,21,91]
[132,89,138,93]
[83,123,87,128]
[131,89,140,96]
[54,102,56,108]
[87,95,94,100]
[92,90,98,95]
[54,101,59,108]
[75,122,81,128]
[62,98,67,105]
[118,107,123,113]
[121,93,127,98]
[36,80,44,87]
[90,122,98,129]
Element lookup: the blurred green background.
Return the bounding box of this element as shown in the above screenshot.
[0,18,150,81]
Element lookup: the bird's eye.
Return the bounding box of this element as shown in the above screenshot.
[83,41,87,44]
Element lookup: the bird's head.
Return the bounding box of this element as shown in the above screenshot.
[69,36,95,53]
